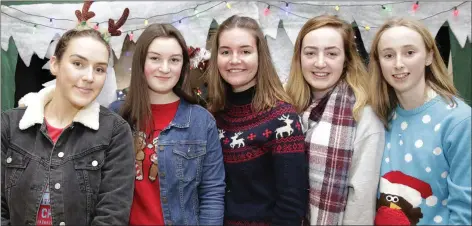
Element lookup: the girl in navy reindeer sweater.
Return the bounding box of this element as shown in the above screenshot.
[206,15,308,226]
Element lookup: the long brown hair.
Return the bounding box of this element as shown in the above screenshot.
[285,15,369,121]
[120,23,196,131]
[206,15,291,113]
[368,18,458,128]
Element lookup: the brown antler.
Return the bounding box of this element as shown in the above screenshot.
[108,8,129,36]
[75,0,95,22]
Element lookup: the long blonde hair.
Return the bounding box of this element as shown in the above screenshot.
[368,18,458,128]
[285,15,369,121]
[206,15,291,113]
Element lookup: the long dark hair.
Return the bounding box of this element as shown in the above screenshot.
[120,23,196,131]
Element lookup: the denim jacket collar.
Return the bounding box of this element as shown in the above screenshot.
[18,85,100,131]
[168,99,192,129]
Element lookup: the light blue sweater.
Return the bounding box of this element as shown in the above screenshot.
[377,96,471,225]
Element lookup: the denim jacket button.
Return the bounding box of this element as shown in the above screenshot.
[58,152,64,158]
[59,222,65,226]
[159,146,164,151]
[160,172,165,178]
[92,160,98,167]
[6,157,12,163]
[162,197,168,203]
[54,183,61,190]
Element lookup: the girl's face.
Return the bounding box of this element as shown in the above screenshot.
[217,28,259,92]
[50,36,109,108]
[144,37,183,95]
[300,27,345,98]
[377,26,432,97]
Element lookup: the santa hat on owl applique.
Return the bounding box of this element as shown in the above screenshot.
[379,171,434,208]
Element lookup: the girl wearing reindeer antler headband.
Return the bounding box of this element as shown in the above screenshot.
[2,2,135,225]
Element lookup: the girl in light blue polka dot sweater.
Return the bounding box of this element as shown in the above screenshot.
[368,18,471,225]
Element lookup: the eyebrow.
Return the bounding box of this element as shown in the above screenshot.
[303,46,340,50]
[147,51,183,57]
[219,45,254,49]
[70,54,107,66]
[381,44,418,51]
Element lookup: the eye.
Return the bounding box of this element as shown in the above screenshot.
[386,195,393,202]
[150,56,159,61]
[73,61,82,67]
[95,67,106,74]
[327,52,338,57]
[406,50,415,56]
[171,58,181,63]
[220,50,229,55]
[243,50,251,54]
[392,196,399,203]
[383,54,393,59]
[305,52,315,56]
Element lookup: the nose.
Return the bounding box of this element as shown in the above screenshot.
[159,61,170,74]
[395,55,405,69]
[230,53,241,64]
[314,52,326,68]
[82,67,94,82]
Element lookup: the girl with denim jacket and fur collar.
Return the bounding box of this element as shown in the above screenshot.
[2,28,136,225]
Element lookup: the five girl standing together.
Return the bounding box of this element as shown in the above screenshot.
[2,12,470,226]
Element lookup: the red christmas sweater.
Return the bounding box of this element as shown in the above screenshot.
[129,100,179,225]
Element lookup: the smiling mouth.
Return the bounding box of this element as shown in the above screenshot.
[228,69,246,73]
[154,76,171,80]
[392,73,410,79]
[75,86,92,94]
[311,72,330,78]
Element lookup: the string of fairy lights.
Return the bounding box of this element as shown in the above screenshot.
[1,1,468,39]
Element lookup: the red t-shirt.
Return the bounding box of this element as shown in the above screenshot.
[129,100,180,226]
[36,120,63,226]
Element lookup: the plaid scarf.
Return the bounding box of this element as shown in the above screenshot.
[301,80,356,225]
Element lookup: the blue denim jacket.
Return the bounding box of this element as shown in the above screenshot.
[109,99,226,225]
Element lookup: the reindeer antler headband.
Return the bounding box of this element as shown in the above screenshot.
[75,1,129,43]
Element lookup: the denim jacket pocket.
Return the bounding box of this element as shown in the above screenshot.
[73,147,106,193]
[4,148,31,189]
[172,142,206,182]
[73,147,106,223]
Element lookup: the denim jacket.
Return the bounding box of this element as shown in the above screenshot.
[110,99,226,225]
[1,85,135,225]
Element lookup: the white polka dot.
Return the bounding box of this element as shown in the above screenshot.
[385,157,390,163]
[434,123,441,132]
[415,140,423,148]
[446,103,456,110]
[392,112,397,120]
[399,140,403,146]
[401,121,408,130]
[387,143,391,149]
[426,196,438,206]
[425,167,431,172]
[404,153,412,162]
[441,171,448,178]
[422,115,431,123]
[442,199,448,206]
[434,215,443,223]
[433,147,442,155]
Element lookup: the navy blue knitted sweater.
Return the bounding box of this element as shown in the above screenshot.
[215,87,308,226]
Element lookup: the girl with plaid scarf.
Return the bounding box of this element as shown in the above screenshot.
[285,15,385,225]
